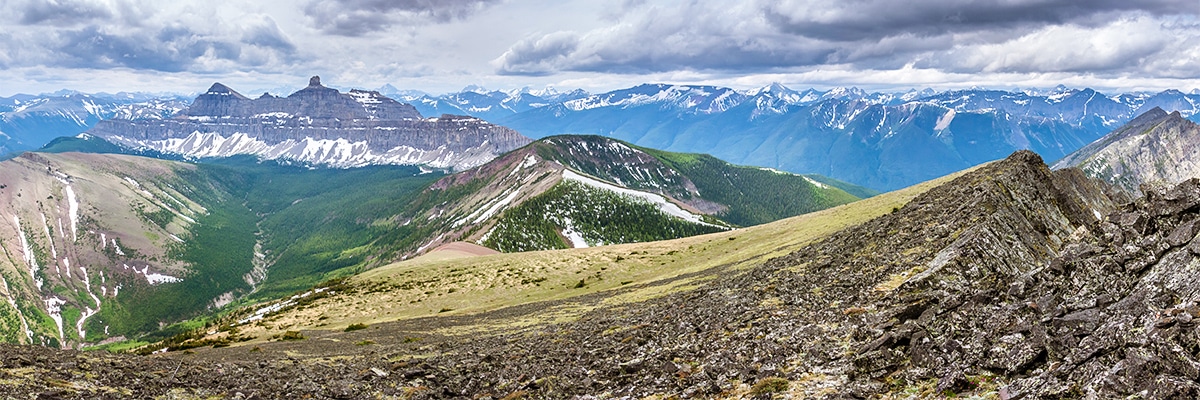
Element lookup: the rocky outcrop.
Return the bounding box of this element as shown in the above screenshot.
[88,77,531,170]
[1054,107,1200,194]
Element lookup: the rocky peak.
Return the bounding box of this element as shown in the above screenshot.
[203,83,247,98]
[1055,107,1200,193]
[89,76,530,170]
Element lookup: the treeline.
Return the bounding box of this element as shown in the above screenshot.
[644,148,862,226]
[484,180,723,252]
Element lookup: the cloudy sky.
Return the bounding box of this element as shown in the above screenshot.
[1,0,1198,96]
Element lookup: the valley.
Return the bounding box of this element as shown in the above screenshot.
[8,145,1198,398]
[6,1,1200,397]
[0,102,866,348]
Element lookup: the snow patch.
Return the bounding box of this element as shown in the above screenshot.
[126,263,182,285]
[44,297,66,346]
[474,190,522,224]
[934,109,956,130]
[237,287,329,324]
[803,176,830,189]
[14,216,42,290]
[562,170,716,226]
[560,217,589,248]
[63,184,79,241]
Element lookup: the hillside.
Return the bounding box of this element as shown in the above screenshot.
[0,151,441,347]
[393,135,866,255]
[1053,107,1200,193]
[0,151,971,397]
[0,152,238,348]
[16,150,1200,397]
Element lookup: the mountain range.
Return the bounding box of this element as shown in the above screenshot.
[493,84,1200,191]
[0,121,865,348]
[12,82,1196,191]
[86,76,531,171]
[0,91,187,156]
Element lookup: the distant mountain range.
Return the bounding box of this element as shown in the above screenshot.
[0,92,187,156]
[85,77,531,171]
[7,82,1200,191]
[491,85,1200,191]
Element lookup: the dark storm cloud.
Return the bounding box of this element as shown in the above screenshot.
[16,0,115,25]
[494,0,1200,77]
[494,32,581,76]
[49,20,297,72]
[242,18,297,53]
[54,25,226,72]
[762,0,1194,42]
[304,0,502,36]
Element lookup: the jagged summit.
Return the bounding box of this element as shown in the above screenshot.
[1054,107,1200,193]
[85,77,531,170]
[203,82,247,98]
[1129,106,1169,124]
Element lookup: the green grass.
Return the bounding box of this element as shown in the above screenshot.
[227,164,979,341]
[83,339,150,353]
[100,203,257,335]
[640,144,863,226]
[484,180,725,252]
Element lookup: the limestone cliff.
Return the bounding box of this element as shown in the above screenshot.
[87,77,531,170]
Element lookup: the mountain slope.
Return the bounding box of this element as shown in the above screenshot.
[0,151,444,347]
[122,150,1172,399]
[396,135,864,255]
[86,77,531,170]
[0,152,238,347]
[1053,107,1200,193]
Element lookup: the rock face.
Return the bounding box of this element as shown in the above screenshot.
[1053,107,1200,194]
[87,77,531,170]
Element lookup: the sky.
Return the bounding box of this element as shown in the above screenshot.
[1,0,1198,97]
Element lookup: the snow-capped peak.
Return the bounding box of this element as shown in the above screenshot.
[462,84,490,94]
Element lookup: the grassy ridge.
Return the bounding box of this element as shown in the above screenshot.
[228,163,983,341]
[642,147,863,226]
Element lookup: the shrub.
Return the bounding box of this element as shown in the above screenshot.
[279,330,305,341]
[344,323,369,332]
[750,377,790,396]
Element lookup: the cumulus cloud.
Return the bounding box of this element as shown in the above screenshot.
[1,0,299,74]
[304,0,502,36]
[761,0,1190,42]
[492,0,1200,79]
[931,17,1171,74]
[495,2,836,75]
